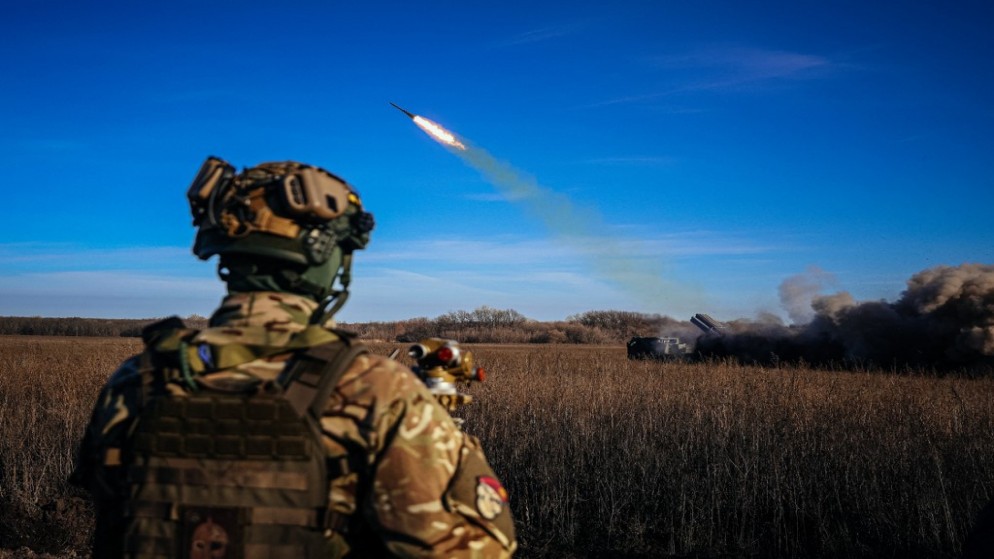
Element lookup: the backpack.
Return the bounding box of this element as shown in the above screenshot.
[119,322,366,559]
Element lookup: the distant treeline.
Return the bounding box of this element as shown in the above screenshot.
[343,307,698,345]
[0,308,692,345]
[0,316,209,338]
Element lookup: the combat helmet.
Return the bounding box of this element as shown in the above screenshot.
[188,156,374,322]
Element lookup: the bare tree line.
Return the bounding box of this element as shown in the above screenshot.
[0,315,209,337]
[0,308,686,344]
[344,307,692,344]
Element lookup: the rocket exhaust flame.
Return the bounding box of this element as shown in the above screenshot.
[390,102,465,150]
[413,115,466,151]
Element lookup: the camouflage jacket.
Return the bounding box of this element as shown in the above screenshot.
[71,291,516,558]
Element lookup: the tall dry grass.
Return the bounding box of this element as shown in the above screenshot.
[1,336,992,558]
[462,345,994,558]
[0,336,141,553]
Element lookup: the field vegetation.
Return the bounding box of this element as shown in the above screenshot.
[1,336,992,558]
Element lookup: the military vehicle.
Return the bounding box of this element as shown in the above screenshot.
[626,313,725,360]
[626,336,689,360]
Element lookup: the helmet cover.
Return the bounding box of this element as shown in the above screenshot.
[188,157,374,304]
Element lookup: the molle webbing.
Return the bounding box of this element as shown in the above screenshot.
[133,395,310,460]
[131,459,309,491]
[129,502,321,527]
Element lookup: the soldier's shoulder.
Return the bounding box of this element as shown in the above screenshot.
[328,349,433,412]
[341,350,419,388]
[106,354,145,389]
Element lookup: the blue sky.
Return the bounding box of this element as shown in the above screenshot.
[1,1,992,322]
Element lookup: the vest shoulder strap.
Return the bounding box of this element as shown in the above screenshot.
[282,339,368,418]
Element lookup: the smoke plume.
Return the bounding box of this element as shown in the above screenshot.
[699,263,994,370]
[778,266,835,324]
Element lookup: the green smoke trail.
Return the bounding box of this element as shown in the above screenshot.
[447,141,702,316]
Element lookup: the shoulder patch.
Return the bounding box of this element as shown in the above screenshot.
[475,476,509,520]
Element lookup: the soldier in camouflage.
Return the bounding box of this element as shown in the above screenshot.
[71,158,516,558]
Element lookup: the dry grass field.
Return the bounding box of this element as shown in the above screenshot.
[1,335,992,558]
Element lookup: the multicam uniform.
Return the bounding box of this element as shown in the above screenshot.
[71,292,516,558]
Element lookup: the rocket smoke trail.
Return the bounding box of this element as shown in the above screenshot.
[392,103,699,314]
[451,135,698,314]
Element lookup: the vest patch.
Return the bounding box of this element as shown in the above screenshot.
[197,344,214,369]
[182,507,240,559]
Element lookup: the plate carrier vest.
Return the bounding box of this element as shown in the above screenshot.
[120,329,366,559]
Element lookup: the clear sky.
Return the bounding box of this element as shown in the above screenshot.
[2,1,992,323]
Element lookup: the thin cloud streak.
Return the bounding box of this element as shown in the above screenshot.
[345,265,644,322]
[1,233,781,281]
[494,23,585,47]
[653,46,830,76]
[581,155,678,166]
[366,233,781,265]
[586,45,836,108]
[1,243,190,263]
[0,271,219,297]
[0,243,203,274]
[0,270,223,318]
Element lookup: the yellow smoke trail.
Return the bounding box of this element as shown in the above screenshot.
[408,112,701,314]
[460,143,705,314]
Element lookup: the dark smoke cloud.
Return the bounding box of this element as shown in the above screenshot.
[698,264,994,370]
